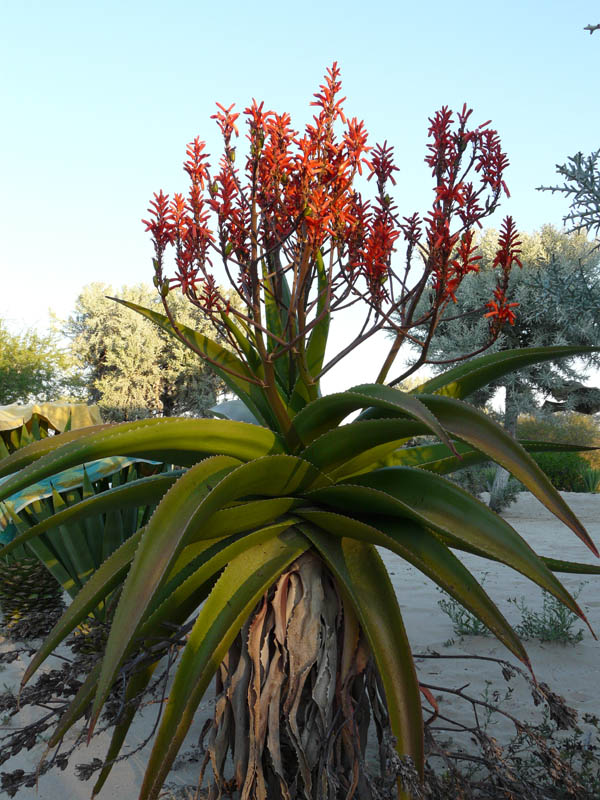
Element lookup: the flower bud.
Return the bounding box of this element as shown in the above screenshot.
[153,274,160,288]
[160,281,170,298]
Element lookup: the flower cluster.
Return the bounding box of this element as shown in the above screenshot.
[143,64,399,321]
[400,104,512,309]
[485,216,522,328]
[143,65,519,383]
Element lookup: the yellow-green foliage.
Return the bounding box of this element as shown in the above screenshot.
[517,413,600,469]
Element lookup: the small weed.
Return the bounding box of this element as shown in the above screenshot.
[509,586,586,645]
[480,679,514,729]
[438,582,587,645]
[437,576,492,638]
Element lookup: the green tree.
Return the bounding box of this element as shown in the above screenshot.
[64,283,227,421]
[538,150,600,245]
[0,320,74,405]
[409,226,600,507]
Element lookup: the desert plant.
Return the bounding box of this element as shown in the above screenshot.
[581,466,600,492]
[437,580,492,637]
[510,587,586,644]
[0,402,102,458]
[450,462,523,512]
[1,66,600,800]
[439,583,588,646]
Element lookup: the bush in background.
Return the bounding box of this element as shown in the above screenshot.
[530,451,588,492]
[518,412,600,469]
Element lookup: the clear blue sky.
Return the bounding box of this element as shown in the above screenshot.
[1,0,598,351]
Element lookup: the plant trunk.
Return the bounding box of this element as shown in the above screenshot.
[199,550,403,799]
[489,383,519,513]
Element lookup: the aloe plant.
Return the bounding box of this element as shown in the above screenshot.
[1,66,600,799]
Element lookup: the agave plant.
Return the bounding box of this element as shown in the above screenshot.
[0,403,104,635]
[1,66,600,800]
[1,456,174,613]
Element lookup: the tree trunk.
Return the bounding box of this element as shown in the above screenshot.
[198,550,403,799]
[489,384,519,513]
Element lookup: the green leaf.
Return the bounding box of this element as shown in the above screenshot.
[90,455,241,727]
[411,345,600,399]
[298,509,529,665]
[541,557,600,575]
[112,298,277,428]
[219,310,264,376]
[417,394,599,556]
[292,383,454,449]
[21,529,144,687]
[91,454,324,731]
[141,520,300,647]
[376,441,482,474]
[26,535,77,596]
[138,528,310,800]
[307,467,589,628]
[289,249,330,411]
[379,439,599,477]
[186,497,301,543]
[432,531,600,578]
[301,418,426,474]
[0,418,284,503]
[300,527,424,784]
[260,259,292,393]
[0,425,109,480]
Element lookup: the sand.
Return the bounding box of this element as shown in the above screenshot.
[1,491,599,798]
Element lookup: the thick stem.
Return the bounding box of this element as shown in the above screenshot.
[200,551,419,800]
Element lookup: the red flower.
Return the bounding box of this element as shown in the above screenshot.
[485,216,522,329]
[142,190,175,272]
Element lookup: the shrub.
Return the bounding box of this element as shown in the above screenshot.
[518,412,600,469]
[531,451,588,492]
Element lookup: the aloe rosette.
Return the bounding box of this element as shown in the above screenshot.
[2,341,600,798]
[2,66,600,799]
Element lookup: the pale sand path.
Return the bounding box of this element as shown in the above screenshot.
[1,491,599,798]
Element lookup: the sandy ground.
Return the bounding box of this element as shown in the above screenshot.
[1,491,600,798]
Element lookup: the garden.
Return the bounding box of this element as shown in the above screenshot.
[2,22,600,800]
